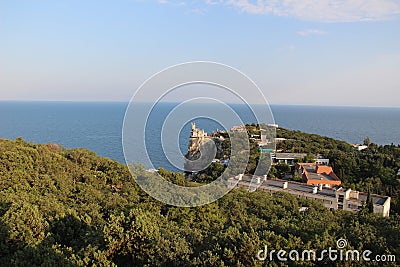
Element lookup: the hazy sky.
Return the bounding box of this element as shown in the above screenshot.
[1,0,400,106]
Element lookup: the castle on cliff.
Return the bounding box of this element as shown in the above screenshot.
[188,123,208,153]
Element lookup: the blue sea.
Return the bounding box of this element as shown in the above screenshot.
[1,101,399,171]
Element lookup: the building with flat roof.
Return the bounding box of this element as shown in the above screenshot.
[271,153,307,166]
[269,153,330,166]
[228,175,391,217]
[316,154,329,165]
[353,144,368,151]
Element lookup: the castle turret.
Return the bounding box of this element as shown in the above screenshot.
[188,123,207,153]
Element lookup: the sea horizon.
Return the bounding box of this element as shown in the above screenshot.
[1,100,400,109]
[1,101,400,170]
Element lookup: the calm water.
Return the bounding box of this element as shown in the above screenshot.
[1,101,399,171]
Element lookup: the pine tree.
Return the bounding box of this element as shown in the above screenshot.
[367,188,374,213]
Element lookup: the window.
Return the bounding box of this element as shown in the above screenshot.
[338,204,343,210]
[338,195,344,203]
[347,203,359,209]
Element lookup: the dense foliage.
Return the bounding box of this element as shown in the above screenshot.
[0,137,399,266]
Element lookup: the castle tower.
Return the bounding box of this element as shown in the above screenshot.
[188,123,207,152]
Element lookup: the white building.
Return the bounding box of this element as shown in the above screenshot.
[228,176,391,217]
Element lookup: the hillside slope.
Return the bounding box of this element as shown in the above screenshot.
[0,138,399,266]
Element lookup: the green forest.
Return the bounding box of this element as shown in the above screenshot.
[0,134,399,266]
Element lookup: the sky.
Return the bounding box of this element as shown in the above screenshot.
[1,0,400,106]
